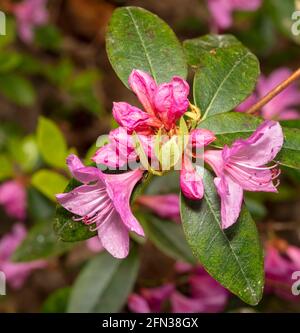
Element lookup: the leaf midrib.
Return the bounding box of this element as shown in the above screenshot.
[203,191,257,303]
[126,7,157,82]
[198,51,251,119]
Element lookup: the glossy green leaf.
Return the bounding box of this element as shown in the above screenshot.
[12,221,72,262]
[54,179,97,242]
[31,170,68,202]
[0,73,36,106]
[199,112,300,170]
[180,169,264,305]
[106,6,187,86]
[140,214,196,264]
[37,117,68,169]
[184,34,242,67]
[68,248,139,313]
[184,34,259,119]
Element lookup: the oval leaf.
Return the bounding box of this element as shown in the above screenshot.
[37,116,68,169]
[106,6,187,86]
[68,248,139,313]
[12,221,73,262]
[180,169,264,305]
[185,34,259,118]
[141,214,196,264]
[31,169,68,202]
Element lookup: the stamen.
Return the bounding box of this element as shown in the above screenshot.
[234,161,278,171]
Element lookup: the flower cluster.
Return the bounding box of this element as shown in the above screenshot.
[128,262,229,313]
[56,70,284,257]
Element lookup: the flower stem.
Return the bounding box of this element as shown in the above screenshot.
[246,67,300,115]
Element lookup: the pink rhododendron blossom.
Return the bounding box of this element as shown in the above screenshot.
[13,0,48,43]
[207,0,262,30]
[128,284,175,313]
[265,242,300,301]
[86,236,104,253]
[205,120,283,229]
[0,224,46,289]
[137,194,180,222]
[93,70,189,168]
[0,180,27,220]
[180,129,216,200]
[56,154,144,258]
[129,265,228,313]
[237,68,300,120]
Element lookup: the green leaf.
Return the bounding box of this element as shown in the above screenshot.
[12,221,72,262]
[184,34,259,119]
[106,6,187,86]
[68,248,139,313]
[180,169,264,305]
[0,73,36,106]
[199,112,300,170]
[31,170,68,202]
[276,127,300,170]
[140,214,196,264]
[35,25,62,50]
[184,34,243,67]
[42,287,72,313]
[37,117,68,169]
[28,187,55,221]
[0,154,13,181]
[54,179,97,242]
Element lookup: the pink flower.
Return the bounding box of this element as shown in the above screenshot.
[171,267,228,313]
[128,284,175,313]
[86,236,104,253]
[93,70,189,168]
[0,180,27,220]
[128,265,229,313]
[205,120,283,229]
[137,194,180,222]
[180,129,216,200]
[207,0,262,30]
[0,224,46,289]
[237,68,300,120]
[265,242,300,301]
[56,154,144,259]
[13,0,48,43]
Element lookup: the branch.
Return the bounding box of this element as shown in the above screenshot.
[246,68,300,115]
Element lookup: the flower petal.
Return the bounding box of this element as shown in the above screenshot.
[97,210,130,259]
[104,169,145,236]
[128,70,157,116]
[128,294,151,313]
[180,159,204,200]
[154,77,189,130]
[214,175,243,229]
[66,154,100,183]
[56,182,109,217]
[112,102,160,133]
[227,120,284,166]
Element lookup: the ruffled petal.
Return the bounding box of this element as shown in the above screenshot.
[66,154,100,183]
[128,70,157,116]
[154,77,189,130]
[189,129,216,150]
[227,120,284,166]
[112,102,160,133]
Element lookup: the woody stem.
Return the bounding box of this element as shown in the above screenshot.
[246,68,300,115]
